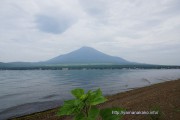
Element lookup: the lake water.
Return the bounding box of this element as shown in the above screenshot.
[0,69,180,120]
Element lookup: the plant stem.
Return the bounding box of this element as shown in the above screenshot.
[85,105,88,117]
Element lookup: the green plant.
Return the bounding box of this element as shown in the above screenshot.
[57,88,124,120]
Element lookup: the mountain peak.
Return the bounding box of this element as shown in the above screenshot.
[80,46,92,49]
[46,47,131,65]
[78,46,96,51]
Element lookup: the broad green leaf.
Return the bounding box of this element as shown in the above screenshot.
[57,99,84,116]
[74,113,86,120]
[87,90,93,96]
[100,108,125,120]
[74,107,99,120]
[96,88,102,96]
[88,107,100,119]
[80,94,88,100]
[88,89,101,96]
[71,88,85,99]
[87,88,107,105]
[57,106,75,116]
[90,96,107,105]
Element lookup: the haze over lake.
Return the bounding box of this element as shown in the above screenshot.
[0,69,180,120]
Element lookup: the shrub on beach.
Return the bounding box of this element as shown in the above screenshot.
[57,88,124,120]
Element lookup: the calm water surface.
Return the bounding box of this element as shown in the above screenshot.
[0,69,180,119]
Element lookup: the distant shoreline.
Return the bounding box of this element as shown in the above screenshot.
[10,79,180,120]
[1,64,180,70]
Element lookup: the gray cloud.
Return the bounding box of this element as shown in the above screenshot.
[159,0,180,16]
[0,0,180,65]
[79,0,107,16]
[35,14,74,34]
[132,19,162,30]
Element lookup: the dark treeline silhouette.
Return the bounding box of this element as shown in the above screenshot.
[0,64,180,70]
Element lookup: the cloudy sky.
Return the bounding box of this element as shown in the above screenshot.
[0,0,180,65]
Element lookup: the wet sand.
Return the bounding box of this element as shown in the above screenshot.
[10,79,180,120]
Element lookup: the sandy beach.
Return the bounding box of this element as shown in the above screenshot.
[10,79,180,120]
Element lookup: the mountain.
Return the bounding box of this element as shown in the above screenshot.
[1,47,180,69]
[45,46,132,65]
[0,62,39,68]
[0,46,139,69]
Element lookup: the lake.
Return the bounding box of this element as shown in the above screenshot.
[0,69,180,120]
